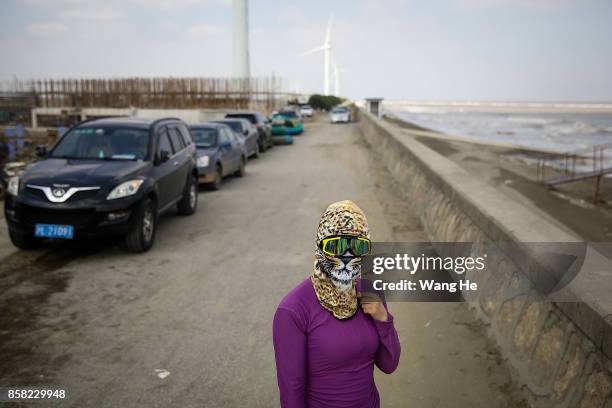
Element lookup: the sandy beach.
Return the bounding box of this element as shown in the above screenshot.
[383,115,612,242]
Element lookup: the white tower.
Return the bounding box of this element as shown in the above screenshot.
[232,0,250,78]
[332,57,347,97]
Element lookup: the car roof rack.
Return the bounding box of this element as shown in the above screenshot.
[72,116,105,127]
[65,116,182,134]
[151,117,182,127]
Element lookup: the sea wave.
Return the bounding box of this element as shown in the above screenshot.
[386,103,612,153]
[387,101,612,111]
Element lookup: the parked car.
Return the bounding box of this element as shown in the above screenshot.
[330,106,351,123]
[190,123,247,190]
[225,112,273,151]
[279,107,303,122]
[212,119,260,159]
[299,105,314,117]
[4,117,198,252]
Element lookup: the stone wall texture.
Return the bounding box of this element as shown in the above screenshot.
[358,110,612,408]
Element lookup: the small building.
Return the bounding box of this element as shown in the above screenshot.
[365,98,383,119]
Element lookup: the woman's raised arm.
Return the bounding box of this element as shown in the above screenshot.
[373,312,401,374]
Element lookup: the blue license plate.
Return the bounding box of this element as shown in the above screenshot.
[35,224,74,239]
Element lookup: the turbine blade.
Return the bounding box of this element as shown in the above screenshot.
[298,45,326,57]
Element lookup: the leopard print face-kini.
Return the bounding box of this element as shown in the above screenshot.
[311,200,371,320]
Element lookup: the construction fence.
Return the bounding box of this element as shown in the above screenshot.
[0,76,295,124]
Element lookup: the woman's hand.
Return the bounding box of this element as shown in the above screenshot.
[360,299,388,322]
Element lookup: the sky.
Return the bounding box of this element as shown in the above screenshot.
[1,0,611,102]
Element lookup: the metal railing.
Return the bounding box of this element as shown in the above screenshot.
[537,143,612,181]
[536,143,612,203]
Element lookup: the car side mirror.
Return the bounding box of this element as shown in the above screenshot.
[35,145,47,157]
[221,141,231,148]
[243,129,249,135]
[158,150,170,164]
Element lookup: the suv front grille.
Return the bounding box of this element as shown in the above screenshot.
[25,188,47,201]
[20,205,97,228]
[69,189,100,201]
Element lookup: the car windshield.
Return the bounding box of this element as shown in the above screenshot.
[279,111,298,118]
[191,128,217,148]
[217,121,243,133]
[50,126,149,160]
[332,108,348,113]
[226,114,256,124]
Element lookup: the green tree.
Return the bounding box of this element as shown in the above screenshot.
[307,94,344,111]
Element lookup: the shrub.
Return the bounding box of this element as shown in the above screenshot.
[307,94,344,111]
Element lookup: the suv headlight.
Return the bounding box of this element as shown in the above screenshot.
[7,176,20,196]
[107,179,144,200]
[197,155,210,167]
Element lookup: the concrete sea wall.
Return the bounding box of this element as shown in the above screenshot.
[358,110,612,408]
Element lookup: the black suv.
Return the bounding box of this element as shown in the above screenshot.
[225,112,273,151]
[4,117,198,252]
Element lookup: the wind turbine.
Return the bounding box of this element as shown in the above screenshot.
[332,57,348,97]
[299,16,333,95]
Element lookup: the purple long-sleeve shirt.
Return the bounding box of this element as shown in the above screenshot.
[273,278,401,408]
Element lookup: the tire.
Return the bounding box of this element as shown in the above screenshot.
[234,157,246,177]
[208,164,222,190]
[124,197,156,253]
[9,229,43,250]
[252,141,260,159]
[177,174,198,215]
[259,136,267,153]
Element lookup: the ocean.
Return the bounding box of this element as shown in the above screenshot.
[385,101,612,154]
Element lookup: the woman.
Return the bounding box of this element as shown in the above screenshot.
[273,200,401,408]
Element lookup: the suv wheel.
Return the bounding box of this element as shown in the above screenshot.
[259,138,267,153]
[234,157,246,177]
[209,164,222,190]
[177,175,198,215]
[9,229,43,250]
[125,197,156,253]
